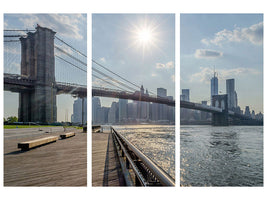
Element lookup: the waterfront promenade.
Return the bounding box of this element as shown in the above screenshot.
[92,131,125,186]
[4,127,87,186]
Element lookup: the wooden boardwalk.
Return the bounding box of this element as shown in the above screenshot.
[92,132,125,186]
[4,129,87,186]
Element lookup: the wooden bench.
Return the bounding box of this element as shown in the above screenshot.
[18,136,58,151]
[60,132,75,139]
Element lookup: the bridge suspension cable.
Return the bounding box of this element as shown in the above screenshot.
[55,36,87,58]
[4,40,20,42]
[92,67,137,92]
[55,45,87,67]
[54,34,87,85]
[92,73,127,91]
[4,29,35,32]
[92,59,140,89]
[55,55,87,73]
[4,35,26,37]
[92,59,166,97]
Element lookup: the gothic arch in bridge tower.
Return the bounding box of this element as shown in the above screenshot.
[211,94,229,126]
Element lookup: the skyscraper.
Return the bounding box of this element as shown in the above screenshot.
[157,88,167,97]
[226,79,237,110]
[92,97,101,124]
[182,89,190,102]
[157,88,168,120]
[108,102,118,124]
[119,99,128,122]
[72,97,87,124]
[245,106,251,117]
[211,72,218,102]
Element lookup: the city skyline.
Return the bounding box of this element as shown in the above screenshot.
[92,14,175,107]
[181,14,263,113]
[92,85,175,125]
[3,14,87,122]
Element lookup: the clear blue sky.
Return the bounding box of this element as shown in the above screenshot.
[4,14,87,121]
[181,14,263,114]
[92,14,175,107]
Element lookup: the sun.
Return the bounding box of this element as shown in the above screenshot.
[137,28,153,44]
[127,18,162,57]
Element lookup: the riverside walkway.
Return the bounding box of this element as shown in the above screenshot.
[4,127,87,186]
[92,131,125,186]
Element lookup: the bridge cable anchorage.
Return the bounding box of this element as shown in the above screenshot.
[92,73,128,91]
[55,36,87,58]
[92,59,140,89]
[54,45,87,66]
[92,67,137,92]
[55,55,87,73]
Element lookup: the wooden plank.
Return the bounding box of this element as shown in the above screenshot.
[18,136,58,150]
[4,130,87,186]
[60,132,75,139]
[92,132,125,186]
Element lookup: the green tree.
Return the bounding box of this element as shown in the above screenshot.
[7,116,18,123]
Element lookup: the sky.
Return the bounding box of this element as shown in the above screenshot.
[92,14,175,107]
[3,14,87,121]
[180,14,263,114]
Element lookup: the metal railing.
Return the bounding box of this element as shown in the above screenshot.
[111,127,175,186]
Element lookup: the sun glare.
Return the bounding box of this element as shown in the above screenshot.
[137,28,152,44]
[128,18,162,57]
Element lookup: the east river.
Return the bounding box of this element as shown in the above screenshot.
[180,125,263,186]
[113,125,175,179]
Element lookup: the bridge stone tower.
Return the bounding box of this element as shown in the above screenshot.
[18,26,57,123]
[212,94,229,126]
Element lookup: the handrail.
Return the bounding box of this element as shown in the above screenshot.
[111,127,175,186]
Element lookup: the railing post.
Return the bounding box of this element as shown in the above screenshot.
[135,175,141,186]
[126,158,130,169]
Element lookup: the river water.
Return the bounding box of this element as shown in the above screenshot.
[113,125,175,179]
[180,125,263,186]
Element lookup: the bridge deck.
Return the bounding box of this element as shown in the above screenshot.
[92,132,125,186]
[4,129,87,186]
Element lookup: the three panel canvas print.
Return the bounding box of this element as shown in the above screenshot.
[2,13,263,187]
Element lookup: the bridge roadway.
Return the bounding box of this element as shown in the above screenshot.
[4,127,87,186]
[92,87,175,106]
[5,74,175,106]
[4,73,87,97]
[180,100,253,120]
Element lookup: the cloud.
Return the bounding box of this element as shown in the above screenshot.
[195,49,223,59]
[156,61,174,69]
[190,67,260,84]
[17,14,85,40]
[151,73,157,77]
[202,22,263,46]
